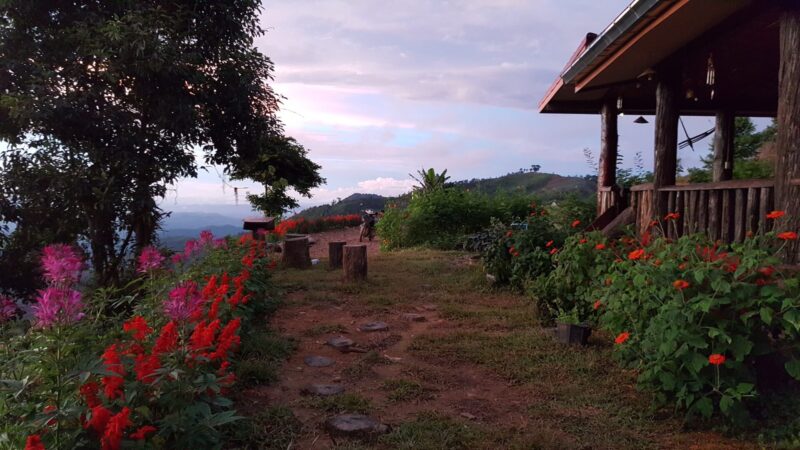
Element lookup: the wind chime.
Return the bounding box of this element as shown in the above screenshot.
[706,53,716,100]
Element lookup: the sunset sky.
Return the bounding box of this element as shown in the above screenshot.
[167,0,757,213]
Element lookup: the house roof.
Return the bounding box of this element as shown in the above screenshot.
[538,0,779,116]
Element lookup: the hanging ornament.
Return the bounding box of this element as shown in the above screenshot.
[706,53,715,100]
[617,96,624,116]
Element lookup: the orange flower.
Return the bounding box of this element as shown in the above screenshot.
[767,210,785,220]
[579,238,588,244]
[571,219,581,228]
[664,212,680,221]
[758,266,775,277]
[673,279,690,290]
[678,262,687,270]
[545,240,553,248]
[777,231,798,241]
[628,249,645,260]
[593,300,602,310]
[595,243,606,250]
[708,354,726,366]
[614,332,630,344]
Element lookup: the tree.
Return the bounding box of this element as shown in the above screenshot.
[410,168,451,194]
[0,1,321,285]
[687,118,776,182]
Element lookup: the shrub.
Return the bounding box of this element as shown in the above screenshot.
[275,214,361,236]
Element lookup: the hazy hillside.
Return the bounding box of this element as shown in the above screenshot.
[293,193,387,219]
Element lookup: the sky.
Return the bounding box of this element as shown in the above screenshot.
[166,0,743,215]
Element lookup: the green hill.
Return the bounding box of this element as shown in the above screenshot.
[293,173,595,219]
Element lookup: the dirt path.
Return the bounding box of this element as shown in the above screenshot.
[237,240,756,449]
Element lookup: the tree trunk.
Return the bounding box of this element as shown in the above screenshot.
[282,237,311,269]
[776,4,800,263]
[652,69,680,222]
[343,244,367,281]
[328,241,346,269]
[712,110,735,182]
[598,99,619,215]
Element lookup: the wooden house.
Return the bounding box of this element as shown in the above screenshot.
[539,0,800,261]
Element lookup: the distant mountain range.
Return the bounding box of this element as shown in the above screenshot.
[159,212,246,251]
[292,193,387,220]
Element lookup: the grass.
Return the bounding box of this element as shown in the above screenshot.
[342,351,394,380]
[303,393,372,414]
[380,412,483,449]
[303,323,347,337]
[381,379,434,403]
[236,329,296,384]
[227,405,303,450]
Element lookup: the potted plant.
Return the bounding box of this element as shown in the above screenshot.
[554,308,591,345]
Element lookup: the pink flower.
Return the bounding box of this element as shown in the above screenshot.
[170,253,184,265]
[33,287,85,327]
[199,230,214,246]
[164,281,203,321]
[184,239,199,258]
[0,295,17,322]
[212,238,227,249]
[41,244,83,286]
[137,246,165,273]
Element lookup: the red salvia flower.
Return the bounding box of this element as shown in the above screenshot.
[134,354,161,383]
[80,381,101,408]
[153,321,179,355]
[130,425,158,440]
[122,316,152,341]
[778,231,798,241]
[210,318,241,360]
[85,404,113,434]
[101,407,131,450]
[614,332,630,344]
[673,279,690,291]
[101,344,125,400]
[708,354,726,366]
[189,319,221,355]
[25,435,45,450]
[767,210,785,220]
[202,275,218,300]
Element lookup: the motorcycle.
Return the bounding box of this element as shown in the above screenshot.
[359,210,378,242]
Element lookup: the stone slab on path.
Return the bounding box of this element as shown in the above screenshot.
[304,355,335,367]
[301,384,345,396]
[326,336,354,352]
[325,414,389,440]
[358,321,389,332]
[401,313,426,322]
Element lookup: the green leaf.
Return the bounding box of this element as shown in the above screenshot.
[719,395,734,414]
[785,359,800,381]
[783,309,800,331]
[759,307,773,325]
[693,396,713,418]
[735,383,754,395]
[729,335,753,361]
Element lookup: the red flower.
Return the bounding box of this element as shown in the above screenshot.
[80,381,101,408]
[508,246,516,255]
[571,219,581,228]
[593,300,602,310]
[758,266,775,277]
[708,354,726,366]
[134,354,161,383]
[545,240,553,248]
[549,247,558,255]
[210,318,242,360]
[614,332,630,344]
[678,263,687,270]
[101,345,124,400]
[25,435,45,450]
[122,316,152,341]
[101,407,131,450]
[595,243,606,250]
[190,319,221,355]
[130,425,158,440]
[153,321,179,355]
[767,210,785,220]
[202,275,218,300]
[579,238,588,244]
[627,249,645,260]
[505,230,513,238]
[673,279,690,291]
[778,231,798,241]
[85,405,113,434]
[648,220,658,229]
[664,212,680,221]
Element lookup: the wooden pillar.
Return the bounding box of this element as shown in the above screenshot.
[598,99,619,215]
[712,110,735,182]
[775,3,800,262]
[282,237,311,269]
[343,244,367,281]
[652,70,680,221]
[328,241,346,269]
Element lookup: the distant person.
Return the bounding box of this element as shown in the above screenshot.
[360,209,377,242]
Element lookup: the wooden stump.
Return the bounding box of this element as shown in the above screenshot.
[283,237,311,269]
[343,244,367,281]
[328,241,346,270]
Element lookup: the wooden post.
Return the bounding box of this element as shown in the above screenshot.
[343,244,367,281]
[712,110,735,182]
[652,69,680,222]
[282,237,311,269]
[328,241,346,269]
[598,99,619,215]
[775,3,800,262]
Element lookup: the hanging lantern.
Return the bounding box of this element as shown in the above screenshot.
[617,96,624,116]
[706,53,715,100]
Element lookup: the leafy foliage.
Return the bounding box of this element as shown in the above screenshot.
[688,118,776,182]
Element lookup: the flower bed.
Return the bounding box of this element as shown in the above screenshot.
[274,214,361,237]
[0,231,280,448]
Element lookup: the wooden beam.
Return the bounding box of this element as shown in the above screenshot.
[775,3,800,263]
[652,69,680,221]
[712,110,735,182]
[598,99,619,214]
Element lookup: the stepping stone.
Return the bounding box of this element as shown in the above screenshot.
[301,384,345,396]
[401,313,426,322]
[304,356,335,367]
[325,414,389,440]
[359,321,389,332]
[326,336,355,352]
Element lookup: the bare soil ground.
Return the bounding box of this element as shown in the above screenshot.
[236,229,759,449]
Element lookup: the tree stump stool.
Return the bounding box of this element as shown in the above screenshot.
[329,241,346,270]
[343,244,367,281]
[283,237,311,269]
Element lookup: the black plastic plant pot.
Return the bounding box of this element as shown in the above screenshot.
[555,322,592,345]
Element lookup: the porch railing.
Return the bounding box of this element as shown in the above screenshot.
[629,180,775,241]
